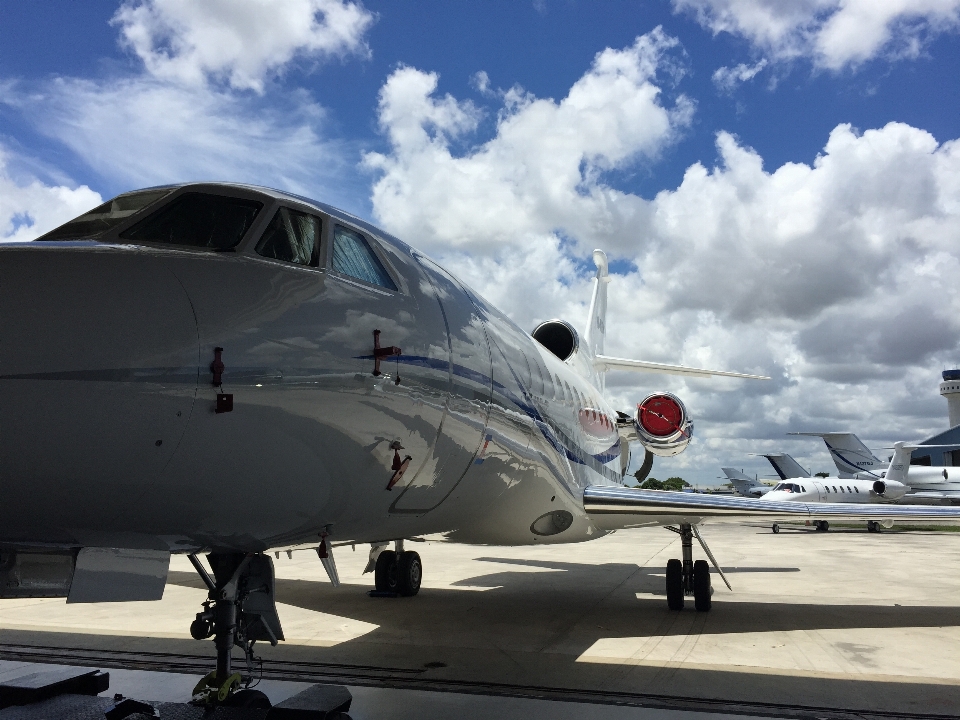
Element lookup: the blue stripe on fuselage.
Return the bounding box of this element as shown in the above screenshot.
[356,352,621,475]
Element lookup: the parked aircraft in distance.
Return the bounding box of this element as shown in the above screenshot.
[721,468,772,497]
[794,432,960,504]
[5,183,960,707]
[760,453,811,480]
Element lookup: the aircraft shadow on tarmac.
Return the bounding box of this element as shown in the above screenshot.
[164,562,960,641]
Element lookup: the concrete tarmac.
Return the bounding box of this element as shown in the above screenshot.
[2,523,960,717]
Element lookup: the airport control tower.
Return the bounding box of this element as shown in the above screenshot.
[941,370,960,428]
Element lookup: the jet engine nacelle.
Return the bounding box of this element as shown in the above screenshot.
[531,319,595,379]
[634,392,693,457]
[872,479,907,500]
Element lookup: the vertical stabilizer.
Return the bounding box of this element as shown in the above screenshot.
[584,250,610,390]
[790,432,884,477]
[886,443,912,484]
[760,453,811,479]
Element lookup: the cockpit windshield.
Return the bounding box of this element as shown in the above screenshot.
[773,483,804,493]
[120,193,263,249]
[36,189,173,241]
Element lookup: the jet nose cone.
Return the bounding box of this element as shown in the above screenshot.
[0,244,199,534]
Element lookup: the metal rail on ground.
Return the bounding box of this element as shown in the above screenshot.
[0,643,951,720]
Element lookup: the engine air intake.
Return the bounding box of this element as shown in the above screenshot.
[531,320,579,361]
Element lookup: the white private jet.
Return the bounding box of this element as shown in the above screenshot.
[794,432,960,503]
[5,183,960,707]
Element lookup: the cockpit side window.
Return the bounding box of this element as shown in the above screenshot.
[255,207,321,267]
[37,189,173,241]
[332,225,397,290]
[119,192,262,249]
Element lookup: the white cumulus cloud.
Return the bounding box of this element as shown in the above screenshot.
[364,29,693,259]
[0,146,101,242]
[712,58,768,91]
[674,0,960,69]
[113,0,375,92]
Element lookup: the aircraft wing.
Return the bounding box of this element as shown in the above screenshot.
[583,486,960,530]
[593,355,769,380]
[904,491,960,503]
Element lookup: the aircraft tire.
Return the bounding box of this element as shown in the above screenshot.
[398,551,422,597]
[375,550,399,593]
[867,521,879,533]
[223,689,271,709]
[693,560,711,612]
[666,559,683,610]
[818,521,829,532]
[772,523,780,534]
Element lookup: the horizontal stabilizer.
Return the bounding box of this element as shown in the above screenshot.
[583,485,960,531]
[594,355,769,380]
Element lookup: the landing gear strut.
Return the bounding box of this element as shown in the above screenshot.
[664,524,731,612]
[188,553,283,707]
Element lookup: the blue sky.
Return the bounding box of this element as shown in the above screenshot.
[4,0,960,484]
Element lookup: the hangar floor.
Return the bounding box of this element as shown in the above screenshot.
[2,523,960,718]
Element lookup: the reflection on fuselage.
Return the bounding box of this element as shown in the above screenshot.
[0,184,626,554]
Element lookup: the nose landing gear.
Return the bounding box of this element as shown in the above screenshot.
[187,553,283,707]
[663,523,731,612]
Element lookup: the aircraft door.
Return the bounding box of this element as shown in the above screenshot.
[390,257,492,514]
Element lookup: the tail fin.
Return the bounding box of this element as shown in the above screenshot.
[886,443,914,483]
[585,250,610,390]
[790,432,884,477]
[584,250,609,357]
[759,453,810,480]
[721,468,755,482]
[584,249,769,383]
[884,442,957,483]
[721,468,766,497]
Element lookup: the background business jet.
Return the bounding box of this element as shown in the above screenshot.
[794,432,960,504]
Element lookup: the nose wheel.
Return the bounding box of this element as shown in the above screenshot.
[664,524,729,611]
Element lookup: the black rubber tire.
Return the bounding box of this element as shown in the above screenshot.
[867,521,879,533]
[772,523,780,534]
[693,559,712,612]
[397,551,422,597]
[375,550,399,592]
[223,689,271,709]
[189,617,212,640]
[666,558,684,610]
[820,520,829,532]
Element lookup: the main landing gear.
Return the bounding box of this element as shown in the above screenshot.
[664,524,731,612]
[187,553,283,708]
[372,540,422,596]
